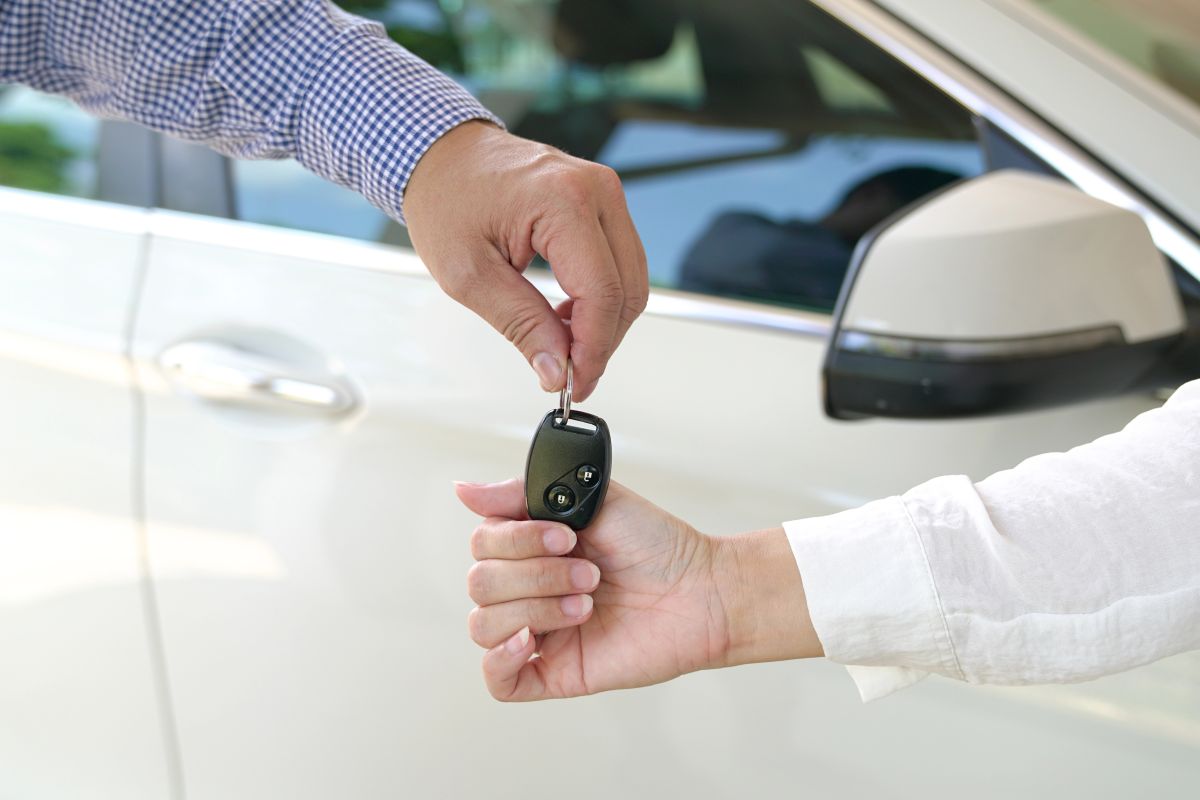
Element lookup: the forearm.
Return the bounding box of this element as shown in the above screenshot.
[710,528,823,669]
[786,379,1200,700]
[0,0,499,221]
[706,380,1200,700]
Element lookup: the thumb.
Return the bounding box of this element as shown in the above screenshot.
[450,258,571,392]
[454,478,528,520]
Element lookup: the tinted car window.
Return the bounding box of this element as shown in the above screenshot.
[233,0,984,312]
[0,86,100,199]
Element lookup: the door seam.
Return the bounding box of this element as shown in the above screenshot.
[122,229,188,800]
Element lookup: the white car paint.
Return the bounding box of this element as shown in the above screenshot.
[0,192,174,796]
[0,0,1198,798]
[130,211,1192,799]
[841,171,1184,342]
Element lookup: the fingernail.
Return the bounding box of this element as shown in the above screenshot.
[543,527,574,554]
[561,594,593,618]
[455,479,504,490]
[570,562,600,590]
[532,352,563,391]
[505,626,530,655]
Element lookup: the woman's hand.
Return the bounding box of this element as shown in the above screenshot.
[456,479,822,701]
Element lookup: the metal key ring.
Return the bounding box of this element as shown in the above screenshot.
[558,359,573,426]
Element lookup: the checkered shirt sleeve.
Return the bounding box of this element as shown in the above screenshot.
[0,0,502,223]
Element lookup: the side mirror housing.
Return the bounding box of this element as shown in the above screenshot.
[824,171,1186,419]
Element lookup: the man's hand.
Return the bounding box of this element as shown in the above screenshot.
[404,122,648,401]
[455,479,823,701]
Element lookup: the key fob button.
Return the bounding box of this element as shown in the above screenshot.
[525,410,611,530]
[546,485,576,513]
[576,465,600,487]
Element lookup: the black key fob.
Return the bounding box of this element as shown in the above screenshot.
[525,409,611,530]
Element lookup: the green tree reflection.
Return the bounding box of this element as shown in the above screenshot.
[340,0,465,72]
[0,122,75,193]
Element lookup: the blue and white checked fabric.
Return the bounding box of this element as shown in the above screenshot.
[0,0,501,222]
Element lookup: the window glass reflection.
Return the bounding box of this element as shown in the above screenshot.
[0,86,99,198]
[234,0,985,312]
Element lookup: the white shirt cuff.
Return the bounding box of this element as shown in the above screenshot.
[784,497,963,701]
[843,665,928,702]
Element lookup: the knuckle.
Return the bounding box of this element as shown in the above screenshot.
[594,280,626,309]
[501,304,546,352]
[505,523,524,557]
[537,596,564,626]
[469,525,487,560]
[625,290,649,317]
[467,607,487,644]
[466,562,491,601]
[549,169,593,213]
[536,561,563,593]
[593,164,623,198]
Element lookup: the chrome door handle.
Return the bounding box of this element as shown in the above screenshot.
[158,340,357,415]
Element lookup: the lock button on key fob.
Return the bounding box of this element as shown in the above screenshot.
[525,409,611,530]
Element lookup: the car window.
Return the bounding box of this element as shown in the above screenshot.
[0,85,100,198]
[233,0,985,312]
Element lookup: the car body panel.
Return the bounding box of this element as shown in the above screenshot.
[0,188,173,797]
[1,0,1199,796]
[129,211,1195,798]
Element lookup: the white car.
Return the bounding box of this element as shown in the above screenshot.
[2,0,1198,797]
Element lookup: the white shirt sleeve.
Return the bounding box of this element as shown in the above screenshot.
[785,378,1200,702]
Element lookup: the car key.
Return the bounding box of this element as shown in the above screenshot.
[525,360,611,530]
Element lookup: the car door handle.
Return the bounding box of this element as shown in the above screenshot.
[158,340,358,415]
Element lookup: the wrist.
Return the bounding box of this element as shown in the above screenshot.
[709,528,823,669]
[294,20,501,225]
[403,120,505,216]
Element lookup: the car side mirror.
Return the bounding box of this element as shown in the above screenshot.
[824,170,1186,419]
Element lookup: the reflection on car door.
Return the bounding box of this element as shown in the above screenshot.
[131,203,1200,799]
[0,190,171,796]
[131,0,1200,796]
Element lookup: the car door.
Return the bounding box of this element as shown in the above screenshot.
[0,88,175,797]
[131,1,1199,798]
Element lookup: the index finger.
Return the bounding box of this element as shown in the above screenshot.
[537,213,623,395]
[570,203,648,402]
[470,518,576,560]
[598,178,649,356]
